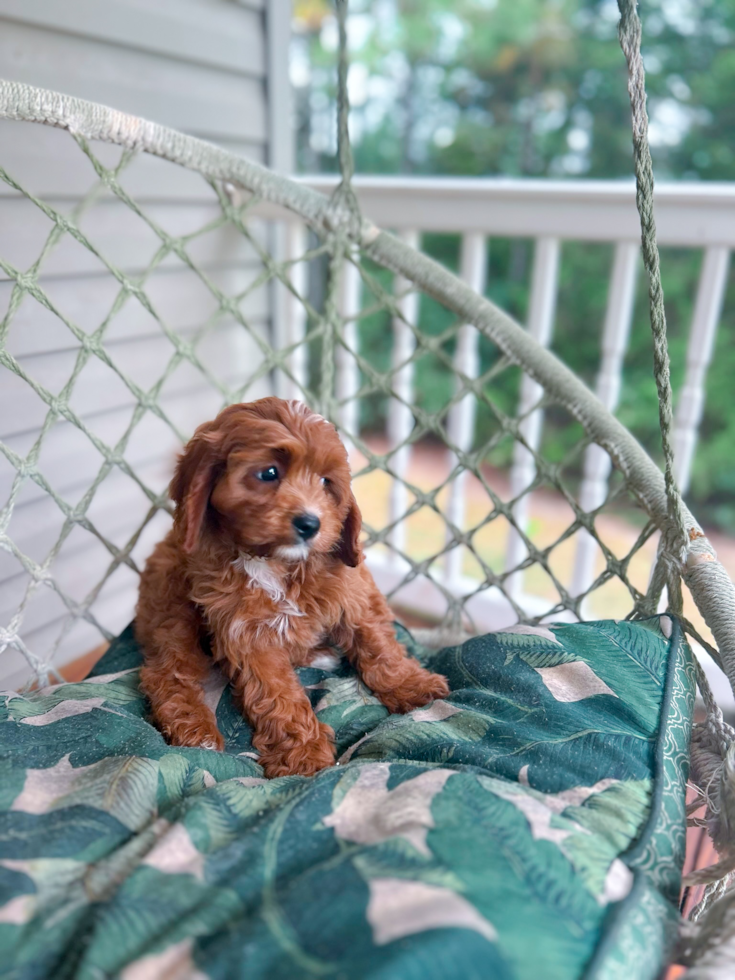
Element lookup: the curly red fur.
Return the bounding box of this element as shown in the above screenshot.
[135,397,449,777]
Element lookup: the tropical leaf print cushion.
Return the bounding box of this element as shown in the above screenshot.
[0,616,694,980]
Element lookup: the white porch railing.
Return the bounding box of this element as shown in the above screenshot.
[285,176,734,632]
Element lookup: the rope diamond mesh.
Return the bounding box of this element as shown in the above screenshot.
[0,119,672,686]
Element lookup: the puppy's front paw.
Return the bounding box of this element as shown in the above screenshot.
[164,717,225,752]
[257,721,336,778]
[378,666,450,715]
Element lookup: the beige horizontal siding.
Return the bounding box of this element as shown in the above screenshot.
[0,0,285,683]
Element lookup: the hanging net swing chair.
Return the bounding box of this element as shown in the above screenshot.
[1,0,735,977]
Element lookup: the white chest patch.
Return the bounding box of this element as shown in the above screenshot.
[235,555,286,603]
[233,554,304,639]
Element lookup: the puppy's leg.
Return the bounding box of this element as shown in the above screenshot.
[139,615,225,751]
[225,645,335,778]
[342,586,449,714]
[136,556,224,751]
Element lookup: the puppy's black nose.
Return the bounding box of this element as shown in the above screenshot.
[292,513,321,540]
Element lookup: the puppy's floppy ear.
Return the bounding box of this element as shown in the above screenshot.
[170,425,224,554]
[335,491,363,567]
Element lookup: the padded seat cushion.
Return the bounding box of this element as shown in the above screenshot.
[0,616,694,979]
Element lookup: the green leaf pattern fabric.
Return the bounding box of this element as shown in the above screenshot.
[0,616,694,979]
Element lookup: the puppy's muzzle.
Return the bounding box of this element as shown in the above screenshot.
[292,513,320,541]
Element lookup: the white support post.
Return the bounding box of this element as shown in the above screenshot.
[336,248,362,445]
[445,233,488,585]
[571,241,639,599]
[387,230,420,559]
[505,237,561,600]
[674,246,730,493]
[276,221,308,401]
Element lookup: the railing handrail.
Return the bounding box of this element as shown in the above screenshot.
[298,174,735,246]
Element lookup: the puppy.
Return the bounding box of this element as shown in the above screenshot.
[135,397,449,777]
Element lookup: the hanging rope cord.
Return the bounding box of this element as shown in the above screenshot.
[616,3,710,670]
[616,0,687,612]
[317,0,364,420]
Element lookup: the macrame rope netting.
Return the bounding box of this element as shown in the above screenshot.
[0,139,660,666]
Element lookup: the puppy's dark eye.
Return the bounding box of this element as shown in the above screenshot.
[321,477,331,487]
[256,466,279,483]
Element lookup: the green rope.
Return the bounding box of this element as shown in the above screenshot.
[318,0,361,418]
[327,0,361,238]
[617,0,688,614]
[335,0,355,193]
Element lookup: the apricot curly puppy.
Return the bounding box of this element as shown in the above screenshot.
[135,397,449,777]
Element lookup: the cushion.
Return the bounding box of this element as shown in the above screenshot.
[0,616,694,980]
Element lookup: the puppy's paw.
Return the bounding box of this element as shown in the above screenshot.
[257,721,336,778]
[377,666,450,715]
[164,719,225,752]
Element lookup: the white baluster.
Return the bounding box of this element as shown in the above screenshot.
[505,237,561,600]
[336,247,362,444]
[445,233,488,585]
[388,230,420,558]
[655,247,729,615]
[572,241,639,600]
[674,246,730,493]
[276,221,308,400]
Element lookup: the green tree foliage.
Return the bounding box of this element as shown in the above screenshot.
[293,0,735,529]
